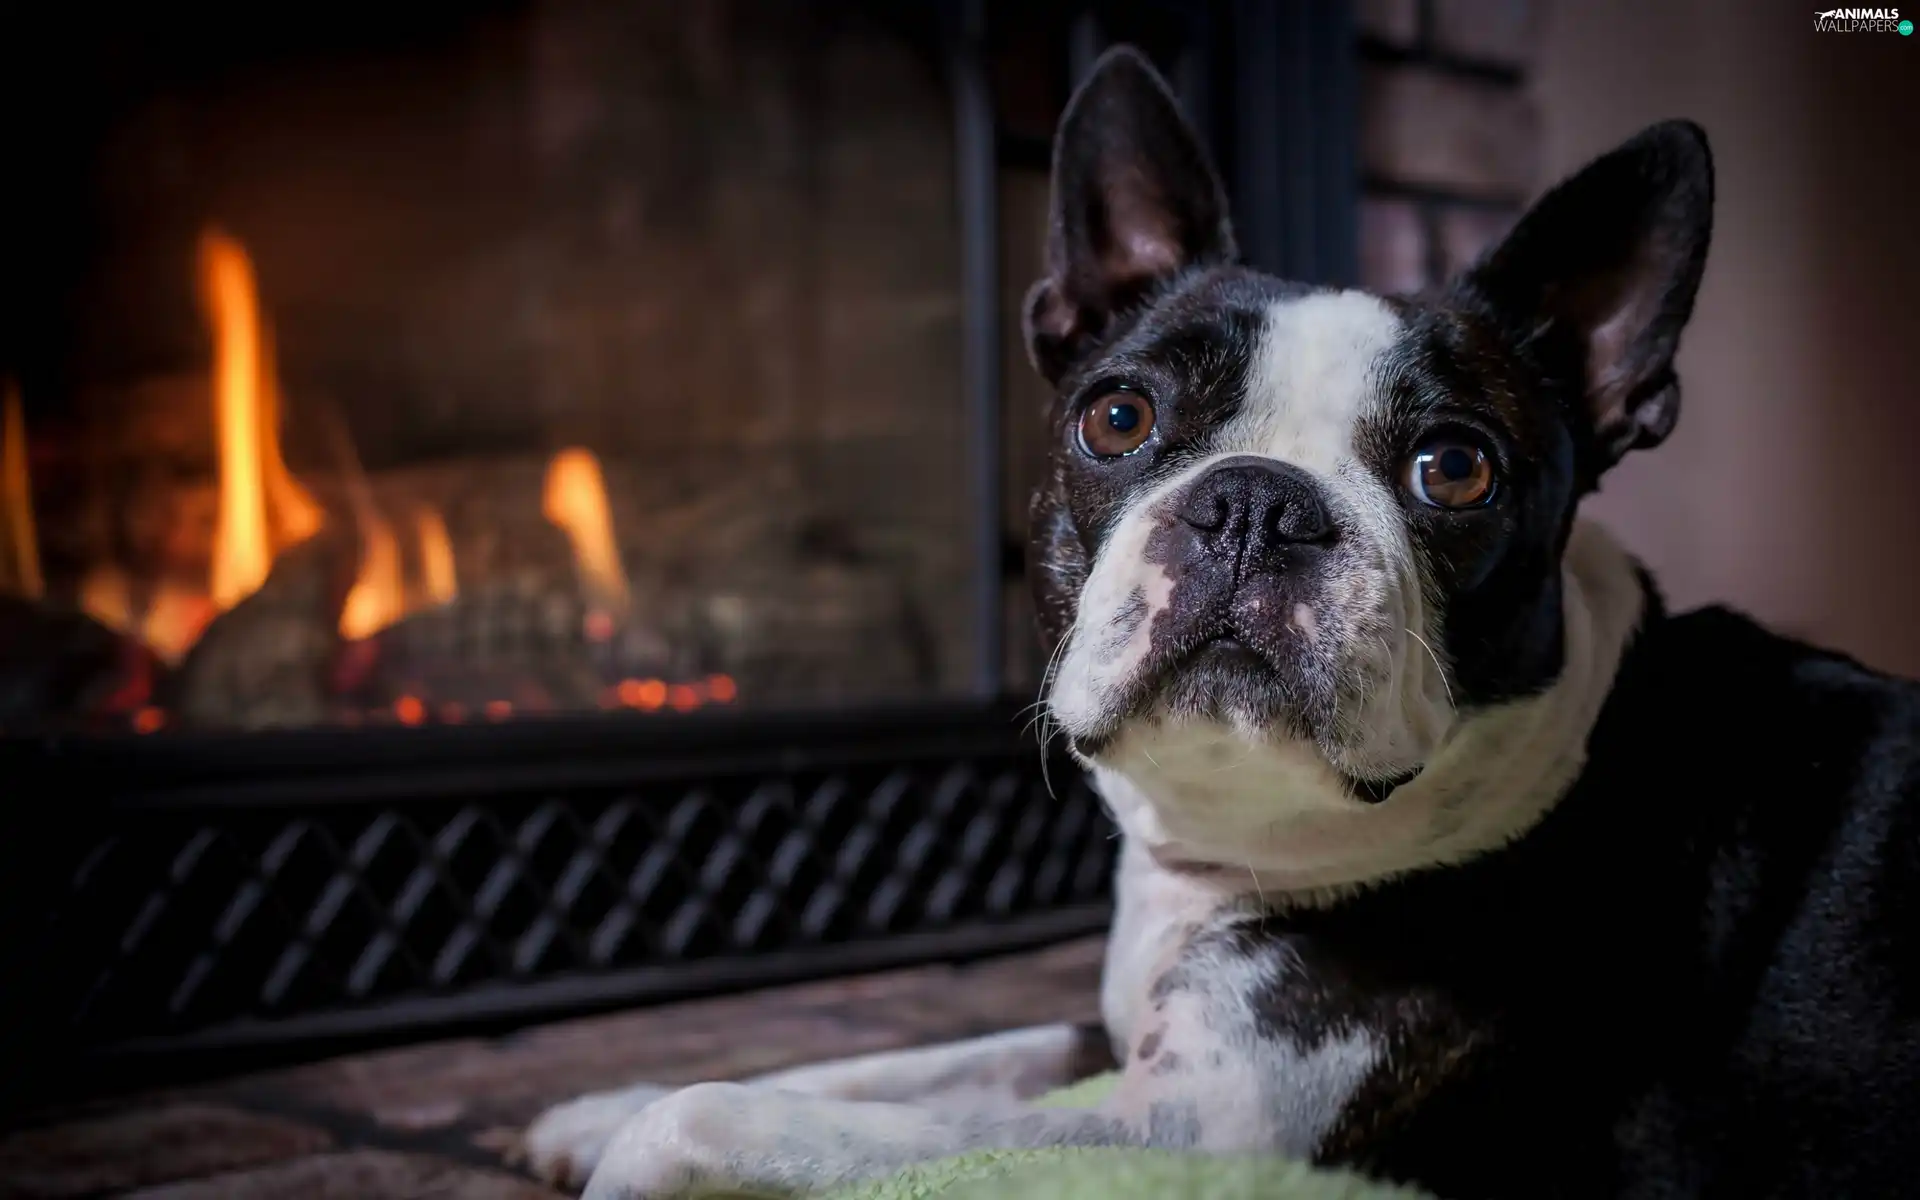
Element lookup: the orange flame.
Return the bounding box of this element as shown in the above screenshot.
[199,228,324,615]
[257,322,324,548]
[1,382,43,600]
[141,581,217,663]
[542,448,629,616]
[199,229,326,613]
[76,566,211,662]
[338,506,457,641]
[339,511,404,640]
[71,232,314,662]
[200,230,273,610]
[316,361,416,641]
[416,507,458,606]
[79,564,132,632]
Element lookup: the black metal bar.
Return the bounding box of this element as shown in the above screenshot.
[4,903,1114,1107]
[1309,0,1360,287]
[0,699,1043,800]
[102,903,1113,1060]
[1068,8,1104,84]
[951,0,1005,699]
[1229,0,1282,274]
[1171,3,1215,156]
[1227,0,1359,285]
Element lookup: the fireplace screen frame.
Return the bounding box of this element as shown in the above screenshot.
[0,0,1357,1106]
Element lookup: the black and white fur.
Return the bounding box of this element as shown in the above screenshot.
[519,48,1920,1199]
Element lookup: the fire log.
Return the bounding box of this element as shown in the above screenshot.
[166,529,360,730]
[0,595,167,732]
[332,580,610,718]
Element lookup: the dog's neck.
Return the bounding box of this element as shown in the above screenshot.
[1085,519,1650,908]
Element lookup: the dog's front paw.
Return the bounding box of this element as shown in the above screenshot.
[583,1082,766,1199]
[516,1083,676,1190]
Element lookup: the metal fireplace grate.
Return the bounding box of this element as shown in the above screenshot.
[0,705,1112,1096]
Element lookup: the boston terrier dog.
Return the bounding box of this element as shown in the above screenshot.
[518,47,1920,1199]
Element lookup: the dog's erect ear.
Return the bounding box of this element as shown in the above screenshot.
[1023,47,1235,386]
[1458,120,1714,470]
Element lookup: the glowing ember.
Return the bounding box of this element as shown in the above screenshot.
[617,678,667,711]
[394,694,426,725]
[707,674,738,703]
[416,508,458,607]
[1,382,42,600]
[542,448,630,617]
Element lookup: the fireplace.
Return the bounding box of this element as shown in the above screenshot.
[0,0,1357,1099]
[5,3,1004,733]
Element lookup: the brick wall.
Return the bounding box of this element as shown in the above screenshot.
[1355,0,1544,294]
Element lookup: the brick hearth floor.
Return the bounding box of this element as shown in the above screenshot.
[0,937,1105,1199]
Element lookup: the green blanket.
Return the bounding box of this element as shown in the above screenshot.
[821,1072,1433,1199]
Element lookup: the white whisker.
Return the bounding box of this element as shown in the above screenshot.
[1405,626,1454,710]
[1031,628,1075,802]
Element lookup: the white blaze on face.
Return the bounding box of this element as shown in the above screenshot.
[1219,290,1400,476]
[1223,294,1450,780]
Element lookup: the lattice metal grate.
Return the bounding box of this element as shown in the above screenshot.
[0,706,1112,1087]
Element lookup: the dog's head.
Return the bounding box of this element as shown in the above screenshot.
[1027,50,1713,894]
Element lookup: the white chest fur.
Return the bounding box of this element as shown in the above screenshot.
[1085,518,1648,904]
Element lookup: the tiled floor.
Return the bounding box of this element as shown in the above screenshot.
[0,937,1105,1200]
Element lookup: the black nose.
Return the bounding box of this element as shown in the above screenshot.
[1176,457,1334,563]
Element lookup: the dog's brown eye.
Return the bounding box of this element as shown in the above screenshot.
[1406,441,1495,508]
[1078,393,1156,458]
